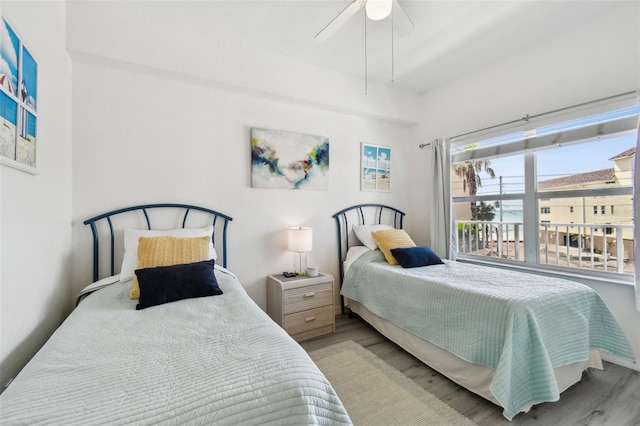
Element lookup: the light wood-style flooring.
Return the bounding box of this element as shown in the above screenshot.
[301,315,640,426]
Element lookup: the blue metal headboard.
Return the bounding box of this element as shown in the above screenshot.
[332,204,405,313]
[83,203,233,282]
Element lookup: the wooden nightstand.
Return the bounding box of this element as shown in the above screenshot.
[267,273,335,342]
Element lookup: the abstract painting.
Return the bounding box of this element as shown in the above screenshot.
[361,143,391,191]
[251,128,329,190]
[1,17,38,172]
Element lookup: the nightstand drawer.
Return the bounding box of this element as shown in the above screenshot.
[284,305,334,336]
[283,282,332,315]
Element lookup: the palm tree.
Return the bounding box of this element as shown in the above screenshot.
[477,201,496,221]
[454,160,496,220]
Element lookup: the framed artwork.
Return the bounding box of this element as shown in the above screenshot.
[251,128,329,190]
[1,17,38,173]
[361,143,391,191]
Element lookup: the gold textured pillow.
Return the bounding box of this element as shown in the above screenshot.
[129,235,211,299]
[371,229,416,265]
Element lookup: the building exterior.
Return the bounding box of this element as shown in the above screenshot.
[538,148,634,260]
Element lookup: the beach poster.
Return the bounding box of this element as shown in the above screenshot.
[1,17,38,171]
[361,143,391,191]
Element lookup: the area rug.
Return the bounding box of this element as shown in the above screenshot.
[308,340,477,426]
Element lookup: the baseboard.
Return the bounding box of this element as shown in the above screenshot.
[600,353,639,372]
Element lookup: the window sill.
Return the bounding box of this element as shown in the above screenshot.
[455,255,634,287]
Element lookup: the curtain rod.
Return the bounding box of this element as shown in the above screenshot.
[448,90,636,141]
[418,140,436,149]
[418,90,637,149]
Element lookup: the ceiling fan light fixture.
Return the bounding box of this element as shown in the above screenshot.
[365,0,392,21]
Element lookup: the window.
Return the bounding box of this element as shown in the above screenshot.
[451,101,638,279]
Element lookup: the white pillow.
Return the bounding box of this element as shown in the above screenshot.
[119,225,217,282]
[353,224,394,250]
[344,245,371,274]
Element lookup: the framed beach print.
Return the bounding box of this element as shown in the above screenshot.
[251,128,330,190]
[1,17,38,174]
[361,143,390,191]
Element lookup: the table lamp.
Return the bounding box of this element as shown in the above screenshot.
[288,227,312,275]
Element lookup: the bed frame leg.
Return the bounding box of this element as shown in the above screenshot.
[347,309,360,319]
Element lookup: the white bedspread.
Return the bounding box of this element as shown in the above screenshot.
[0,270,351,425]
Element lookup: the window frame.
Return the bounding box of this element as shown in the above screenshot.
[450,100,637,284]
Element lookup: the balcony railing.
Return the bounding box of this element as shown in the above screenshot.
[456,220,634,275]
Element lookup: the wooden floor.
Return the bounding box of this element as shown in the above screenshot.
[301,315,640,426]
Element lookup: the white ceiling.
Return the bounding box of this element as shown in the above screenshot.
[150,1,618,94]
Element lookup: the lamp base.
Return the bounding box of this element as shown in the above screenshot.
[294,252,307,276]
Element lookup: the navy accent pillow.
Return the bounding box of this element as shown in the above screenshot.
[390,246,444,268]
[135,259,223,310]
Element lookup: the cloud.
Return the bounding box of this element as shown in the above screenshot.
[1,21,18,70]
[0,57,11,76]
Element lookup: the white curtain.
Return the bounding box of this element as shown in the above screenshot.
[429,138,455,260]
[634,113,640,311]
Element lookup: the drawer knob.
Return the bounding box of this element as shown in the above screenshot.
[304,316,316,322]
[303,292,316,298]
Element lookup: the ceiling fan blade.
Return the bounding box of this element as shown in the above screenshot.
[315,0,366,42]
[392,0,415,37]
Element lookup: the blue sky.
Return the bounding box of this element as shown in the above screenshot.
[363,144,391,169]
[471,132,636,214]
[478,133,636,194]
[537,134,634,178]
[470,106,639,197]
[1,18,19,95]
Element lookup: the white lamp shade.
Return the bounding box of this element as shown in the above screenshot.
[288,227,313,252]
[366,0,392,21]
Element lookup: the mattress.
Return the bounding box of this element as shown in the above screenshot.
[341,249,634,420]
[0,268,352,425]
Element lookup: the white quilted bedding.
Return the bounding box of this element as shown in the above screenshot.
[0,269,351,425]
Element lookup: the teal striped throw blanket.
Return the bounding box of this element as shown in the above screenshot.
[341,250,634,420]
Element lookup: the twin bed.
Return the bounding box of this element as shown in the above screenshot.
[333,203,635,421]
[0,204,351,425]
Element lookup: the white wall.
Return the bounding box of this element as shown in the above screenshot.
[0,1,72,388]
[411,2,640,366]
[67,2,417,310]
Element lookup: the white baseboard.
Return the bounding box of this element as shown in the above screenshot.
[600,353,639,372]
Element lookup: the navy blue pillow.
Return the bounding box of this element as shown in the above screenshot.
[390,246,444,268]
[135,259,223,310]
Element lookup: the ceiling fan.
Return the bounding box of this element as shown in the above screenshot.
[315,0,415,42]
